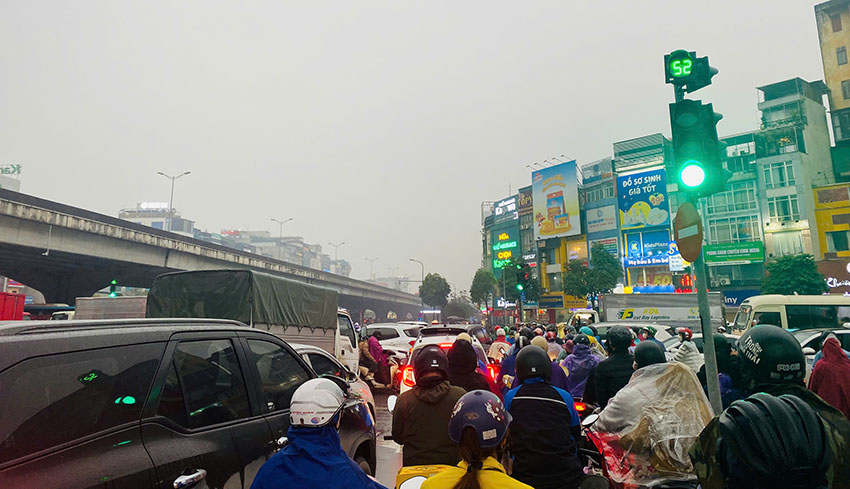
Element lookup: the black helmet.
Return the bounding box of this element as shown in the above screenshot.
[514,335,531,352]
[634,340,666,369]
[737,325,805,390]
[413,344,449,379]
[607,326,632,351]
[518,327,535,342]
[516,345,552,384]
[718,393,831,489]
[573,334,590,346]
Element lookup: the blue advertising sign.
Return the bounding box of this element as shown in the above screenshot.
[723,289,760,307]
[642,230,670,257]
[625,230,670,263]
[617,168,670,231]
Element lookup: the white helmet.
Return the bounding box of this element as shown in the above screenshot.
[496,327,506,337]
[289,378,345,427]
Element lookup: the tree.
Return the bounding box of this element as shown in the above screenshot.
[470,268,497,308]
[561,259,589,299]
[761,254,828,295]
[443,298,478,319]
[419,273,451,309]
[586,243,624,298]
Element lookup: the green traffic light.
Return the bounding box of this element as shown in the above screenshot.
[681,161,706,187]
[110,279,117,285]
[109,292,117,298]
[516,284,524,291]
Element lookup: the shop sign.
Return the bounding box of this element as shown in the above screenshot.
[0,164,22,175]
[617,167,670,230]
[818,260,850,293]
[494,195,518,224]
[586,205,617,234]
[723,289,760,307]
[518,186,533,217]
[539,293,565,309]
[625,255,669,267]
[589,237,619,257]
[704,241,764,266]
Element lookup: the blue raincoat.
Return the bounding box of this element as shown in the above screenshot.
[250,423,388,489]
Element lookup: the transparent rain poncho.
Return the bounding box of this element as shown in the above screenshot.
[590,362,714,487]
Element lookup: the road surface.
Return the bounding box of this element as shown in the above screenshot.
[374,391,403,487]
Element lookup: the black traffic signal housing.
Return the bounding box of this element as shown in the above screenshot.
[669,99,729,197]
[664,50,718,93]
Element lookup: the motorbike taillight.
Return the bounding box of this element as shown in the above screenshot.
[574,401,587,413]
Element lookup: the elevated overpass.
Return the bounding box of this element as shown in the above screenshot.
[0,189,421,321]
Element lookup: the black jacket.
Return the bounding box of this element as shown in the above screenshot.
[391,380,465,466]
[447,339,491,393]
[593,351,634,408]
[504,379,583,489]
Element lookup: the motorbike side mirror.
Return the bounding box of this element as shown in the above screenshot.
[582,413,599,427]
[387,394,398,413]
[802,347,816,356]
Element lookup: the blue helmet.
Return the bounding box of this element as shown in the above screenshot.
[448,390,512,450]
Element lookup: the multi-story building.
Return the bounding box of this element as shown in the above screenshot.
[581,157,618,260]
[119,202,195,237]
[816,1,850,181]
[754,78,832,260]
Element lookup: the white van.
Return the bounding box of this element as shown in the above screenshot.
[732,294,850,331]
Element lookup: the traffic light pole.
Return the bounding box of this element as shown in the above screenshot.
[674,85,723,414]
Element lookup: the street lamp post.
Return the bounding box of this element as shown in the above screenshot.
[271,218,294,260]
[157,171,191,232]
[328,242,346,261]
[409,258,426,318]
[365,257,378,280]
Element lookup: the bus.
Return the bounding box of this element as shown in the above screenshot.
[731,295,850,331]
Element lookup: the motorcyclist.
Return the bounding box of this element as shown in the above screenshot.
[392,345,466,466]
[697,335,743,410]
[689,325,850,489]
[594,341,713,486]
[590,326,634,407]
[638,325,665,349]
[421,390,532,489]
[487,327,511,361]
[448,338,502,400]
[504,345,583,489]
[529,336,569,391]
[251,378,388,489]
[561,334,600,398]
[672,327,703,372]
[692,392,832,489]
[544,330,561,360]
[497,327,534,391]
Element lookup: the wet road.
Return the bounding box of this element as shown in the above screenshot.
[374,391,403,488]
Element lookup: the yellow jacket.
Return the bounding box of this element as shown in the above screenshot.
[421,456,533,489]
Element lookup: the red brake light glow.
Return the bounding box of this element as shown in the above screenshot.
[402,366,416,387]
[574,402,587,412]
[439,343,454,350]
[486,364,499,379]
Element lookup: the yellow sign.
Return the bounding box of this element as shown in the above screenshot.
[498,233,510,240]
[497,250,513,260]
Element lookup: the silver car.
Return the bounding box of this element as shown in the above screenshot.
[291,343,376,418]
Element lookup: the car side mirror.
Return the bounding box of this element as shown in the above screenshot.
[582,413,599,427]
[345,369,358,383]
[387,394,398,413]
[319,373,351,395]
[803,347,816,356]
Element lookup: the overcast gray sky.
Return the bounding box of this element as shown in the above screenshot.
[0,1,825,291]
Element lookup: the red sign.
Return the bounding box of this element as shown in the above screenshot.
[674,202,703,262]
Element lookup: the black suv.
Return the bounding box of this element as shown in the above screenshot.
[0,319,377,489]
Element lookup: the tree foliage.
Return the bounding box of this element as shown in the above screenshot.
[443,298,478,319]
[587,243,624,297]
[561,259,589,299]
[419,273,451,308]
[470,268,497,307]
[761,254,828,295]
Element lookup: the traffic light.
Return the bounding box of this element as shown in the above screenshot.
[109,279,118,298]
[664,50,717,93]
[516,283,524,291]
[669,99,729,196]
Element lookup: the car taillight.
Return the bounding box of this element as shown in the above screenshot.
[439,343,454,350]
[409,340,416,346]
[402,366,416,387]
[574,401,587,413]
[486,364,500,379]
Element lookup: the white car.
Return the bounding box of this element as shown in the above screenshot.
[291,343,376,418]
[364,323,423,357]
[399,326,490,395]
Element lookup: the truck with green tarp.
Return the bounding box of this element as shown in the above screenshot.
[146,269,359,372]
